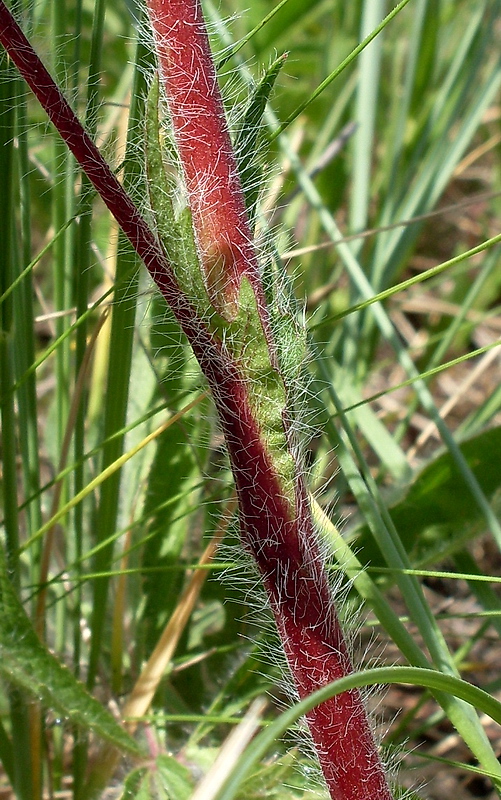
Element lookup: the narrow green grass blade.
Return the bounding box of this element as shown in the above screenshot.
[0,45,19,578]
[374,1,501,289]
[250,0,325,54]
[0,40,34,800]
[0,219,72,306]
[216,0,291,68]
[314,372,501,781]
[380,0,436,223]
[453,550,501,640]
[290,146,501,546]
[50,0,72,462]
[349,0,385,242]
[339,337,501,415]
[215,667,501,800]
[87,38,155,689]
[0,717,14,787]
[272,0,412,138]
[12,73,43,546]
[355,426,501,570]
[72,0,108,698]
[318,232,501,325]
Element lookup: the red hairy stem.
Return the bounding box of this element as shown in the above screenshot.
[209,369,392,800]
[0,2,393,797]
[145,2,393,799]
[0,5,171,308]
[0,1,221,365]
[146,0,263,317]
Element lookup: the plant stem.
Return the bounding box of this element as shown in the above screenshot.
[147,0,260,318]
[146,2,393,798]
[0,3,394,797]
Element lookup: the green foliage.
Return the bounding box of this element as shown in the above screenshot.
[146,82,300,504]
[212,665,501,800]
[234,52,287,223]
[145,79,207,317]
[356,427,501,569]
[1,0,501,798]
[119,755,193,800]
[0,544,140,756]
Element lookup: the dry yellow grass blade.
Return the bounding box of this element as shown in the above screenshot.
[82,500,236,795]
[123,499,236,731]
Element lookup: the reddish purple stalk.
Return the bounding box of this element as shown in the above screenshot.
[147,0,261,318]
[0,2,393,798]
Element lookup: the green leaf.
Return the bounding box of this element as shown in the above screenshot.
[118,768,149,800]
[118,755,193,800]
[355,426,501,569]
[0,544,141,756]
[155,754,193,799]
[145,78,210,321]
[234,53,287,221]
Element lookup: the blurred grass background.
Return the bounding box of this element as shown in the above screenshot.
[1,0,501,797]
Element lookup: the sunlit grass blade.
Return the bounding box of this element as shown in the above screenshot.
[214,666,501,800]
[314,373,501,780]
[1,0,501,797]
